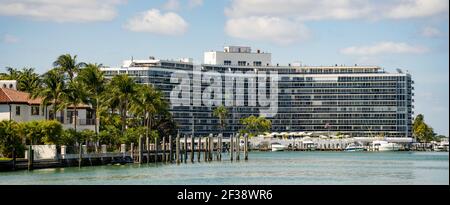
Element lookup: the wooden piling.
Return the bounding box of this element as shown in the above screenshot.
[244,134,248,160]
[236,135,240,161]
[190,135,194,163]
[197,137,201,162]
[154,137,158,163]
[138,135,143,164]
[28,145,34,170]
[204,137,208,162]
[218,135,222,161]
[176,135,180,164]
[169,135,173,163]
[184,135,188,163]
[209,135,213,161]
[146,137,150,164]
[78,144,82,168]
[230,134,234,161]
[12,147,16,171]
[162,136,166,162]
[130,142,134,162]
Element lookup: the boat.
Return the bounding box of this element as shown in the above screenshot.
[271,142,287,151]
[434,141,449,152]
[372,140,401,151]
[344,143,365,152]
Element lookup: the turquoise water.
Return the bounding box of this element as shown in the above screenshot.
[0,152,448,185]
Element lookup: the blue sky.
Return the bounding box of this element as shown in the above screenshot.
[0,0,449,135]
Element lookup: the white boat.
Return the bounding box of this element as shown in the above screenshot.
[372,140,401,151]
[271,142,287,151]
[344,143,365,152]
[434,141,449,152]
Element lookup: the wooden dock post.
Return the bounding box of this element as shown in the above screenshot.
[176,134,180,164]
[204,137,208,162]
[230,134,234,161]
[154,137,158,163]
[190,135,194,163]
[236,134,240,161]
[197,137,201,162]
[162,136,166,162]
[130,142,134,162]
[244,134,249,160]
[146,137,150,164]
[28,145,34,170]
[12,148,16,171]
[169,135,173,163]
[218,134,222,161]
[184,135,188,163]
[209,134,213,161]
[138,135,143,164]
[78,144,82,168]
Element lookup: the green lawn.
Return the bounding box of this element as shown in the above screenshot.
[0,157,12,161]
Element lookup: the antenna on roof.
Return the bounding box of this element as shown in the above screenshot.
[131,56,134,63]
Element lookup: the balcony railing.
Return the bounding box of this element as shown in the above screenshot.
[61,118,96,125]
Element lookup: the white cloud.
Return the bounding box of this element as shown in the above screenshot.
[340,42,428,55]
[163,0,181,11]
[2,34,19,43]
[225,0,448,20]
[421,26,443,37]
[0,0,125,23]
[224,0,449,44]
[124,9,188,36]
[225,16,310,45]
[387,0,448,19]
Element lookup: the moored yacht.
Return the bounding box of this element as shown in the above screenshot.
[344,143,365,152]
[372,140,401,151]
[271,142,287,151]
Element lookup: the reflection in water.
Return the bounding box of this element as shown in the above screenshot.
[0,152,448,185]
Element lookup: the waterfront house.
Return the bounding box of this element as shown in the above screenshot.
[0,87,96,131]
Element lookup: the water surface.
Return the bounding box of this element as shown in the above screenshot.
[0,152,448,185]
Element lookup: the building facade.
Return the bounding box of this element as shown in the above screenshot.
[0,84,96,131]
[101,46,413,138]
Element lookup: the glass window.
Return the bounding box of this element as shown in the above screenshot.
[31,106,40,115]
[15,106,20,116]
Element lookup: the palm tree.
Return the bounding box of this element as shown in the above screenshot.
[131,84,167,140]
[213,105,229,135]
[109,74,137,135]
[53,54,86,82]
[32,69,65,120]
[17,68,41,93]
[0,67,41,92]
[77,63,106,135]
[60,80,88,132]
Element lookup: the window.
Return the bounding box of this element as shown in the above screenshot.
[31,106,40,115]
[15,106,20,116]
[224,60,231,65]
[238,61,246,66]
[253,61,262,66]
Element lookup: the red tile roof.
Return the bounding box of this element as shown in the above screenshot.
[0,88,42,105]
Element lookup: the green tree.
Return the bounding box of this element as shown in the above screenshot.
[213,105,229,134]
[413,114,435,143]
[21,120,63,145]
[0,120,24,158]
[77,63,106,136]
[53,54,86,82]
[59,80,88,132]
[109,74,137,135]
[0,67,41,92]
[239,115,272,138]
[32,69,65,120]
[130,84,167,141]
